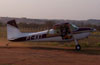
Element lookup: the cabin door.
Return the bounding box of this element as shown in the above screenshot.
[60,24,72,39]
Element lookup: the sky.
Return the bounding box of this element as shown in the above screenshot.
[0,0,100,20]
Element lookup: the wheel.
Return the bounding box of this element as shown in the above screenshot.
[75,45,81,51]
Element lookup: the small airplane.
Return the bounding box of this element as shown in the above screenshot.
[7,20,96,51]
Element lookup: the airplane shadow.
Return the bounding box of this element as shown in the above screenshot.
[30,47,100,55]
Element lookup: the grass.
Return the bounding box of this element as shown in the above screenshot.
[0,64,13,65]
[93,31,100,35]
[81,42,89,47]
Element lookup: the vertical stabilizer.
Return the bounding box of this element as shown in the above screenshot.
[7,20,22,40]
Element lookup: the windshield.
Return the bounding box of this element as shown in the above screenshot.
[70,24,79,31]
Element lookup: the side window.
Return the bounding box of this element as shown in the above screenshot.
[70,24,78,31]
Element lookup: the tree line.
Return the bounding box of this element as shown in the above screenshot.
[0,21,100,31]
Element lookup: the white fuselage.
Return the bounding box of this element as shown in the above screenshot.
[19,29,90,42]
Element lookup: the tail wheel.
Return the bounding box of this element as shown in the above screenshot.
[75,45,81,51]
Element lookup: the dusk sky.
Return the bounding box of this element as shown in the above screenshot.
[0,0,100,20]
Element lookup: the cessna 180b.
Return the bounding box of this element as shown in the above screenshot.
[7,20,96,51]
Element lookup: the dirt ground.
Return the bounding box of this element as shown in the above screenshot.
[0,46,100,65]
[0,40,100,65]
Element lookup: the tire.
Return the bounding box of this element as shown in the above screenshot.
[75,45,81,51]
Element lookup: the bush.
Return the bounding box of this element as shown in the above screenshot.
[97,42,100,47]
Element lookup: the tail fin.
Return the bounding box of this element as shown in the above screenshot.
[7,20,22,40]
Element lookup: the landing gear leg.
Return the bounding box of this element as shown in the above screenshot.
[73,36,81,51]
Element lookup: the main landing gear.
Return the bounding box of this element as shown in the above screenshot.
[75,44,81,51]
[73,36,81,51]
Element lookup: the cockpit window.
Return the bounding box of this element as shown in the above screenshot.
[70,24,79,31]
